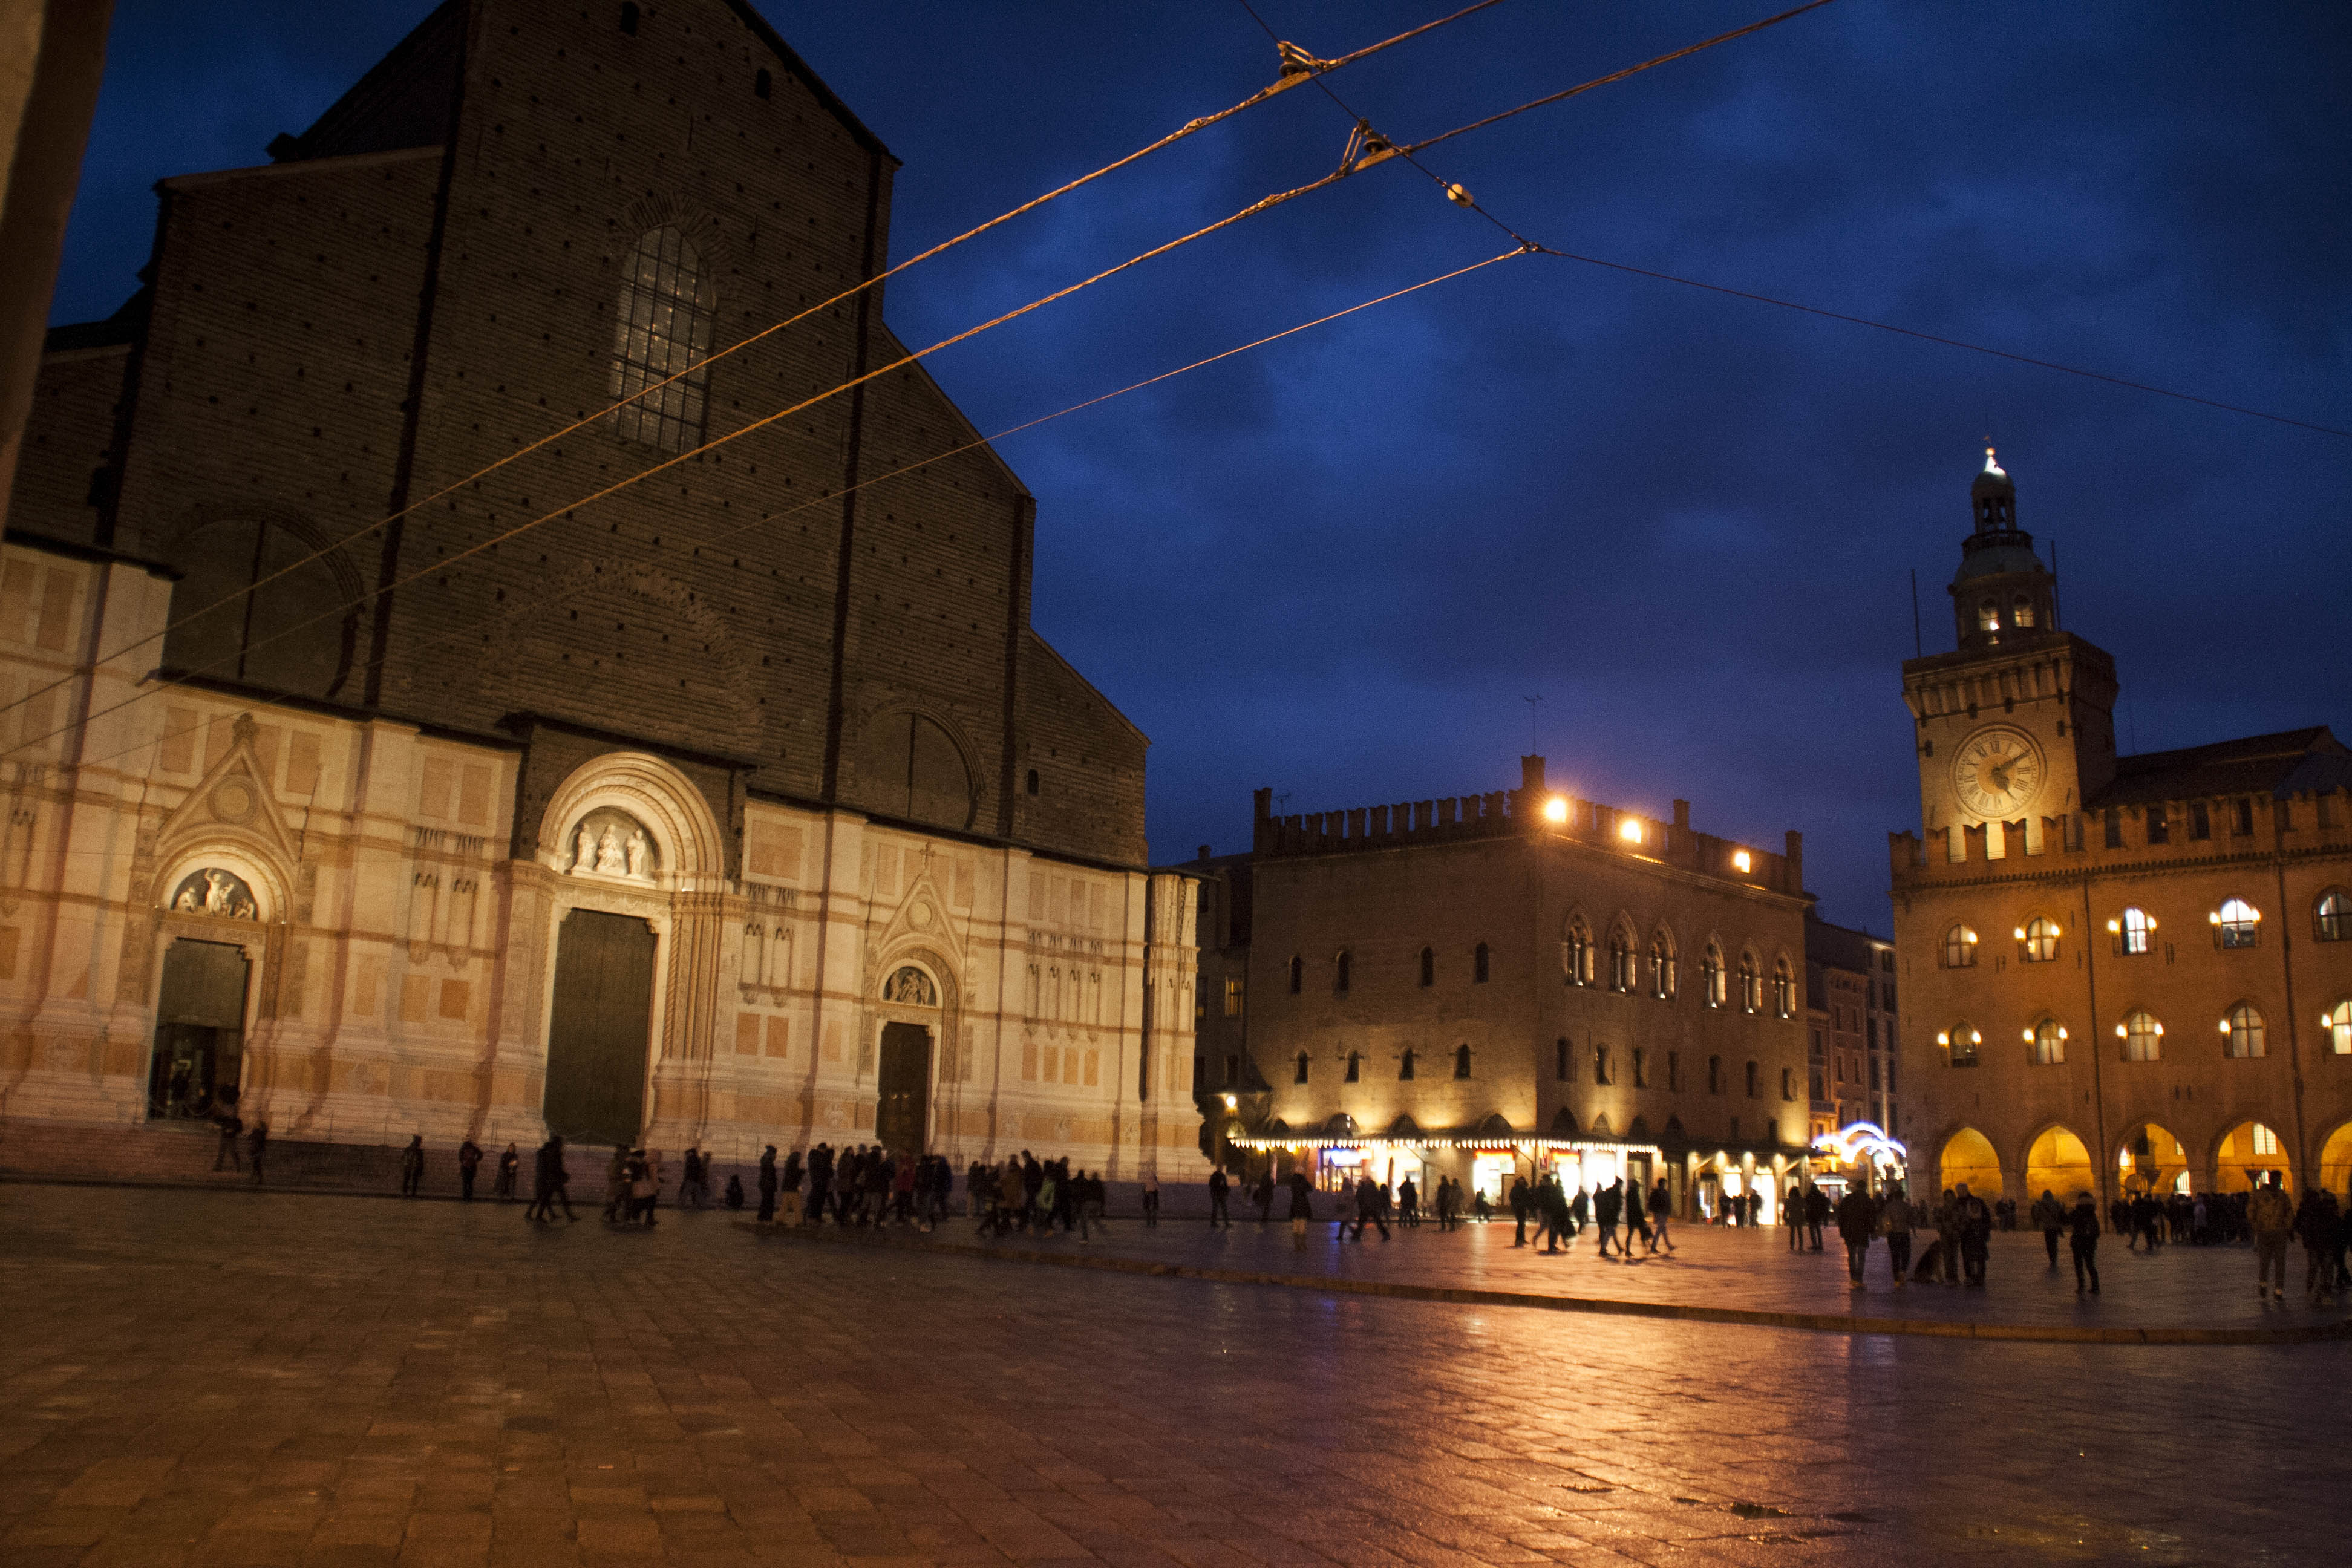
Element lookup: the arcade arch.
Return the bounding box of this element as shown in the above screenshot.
[2213,1120,2291,1193]
[2320,1122,2352,1200]
[2024,1126,2094,1203]
[1938,1126,2002,1198]
[2118,1123,2189,1195]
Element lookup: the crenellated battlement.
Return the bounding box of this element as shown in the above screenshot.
[1251,756,1805,897]
[1890,781,2352,883]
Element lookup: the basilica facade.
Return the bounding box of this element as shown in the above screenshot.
[0,0,1201,1176]
[1892,451,2351,1204]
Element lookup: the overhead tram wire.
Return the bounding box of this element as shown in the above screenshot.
[4,131,1496,762]
[1242,0,2352,439]
[0,0,1517,732]
[44,248,1532,783]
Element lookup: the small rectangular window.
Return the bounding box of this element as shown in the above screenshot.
[1632,1048,1648,1089]
[1225,1054,1238,1085]
[2146,805,2170,845]
[2104,809,2123,849]
[2233,797,2255,836]
[2189,802,2211,840]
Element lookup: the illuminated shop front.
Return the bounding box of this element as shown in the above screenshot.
[1231,1132,1670,1207]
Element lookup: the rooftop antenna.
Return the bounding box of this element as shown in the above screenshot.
[1910,569,1922,658]
[1521,693,1543,754]
[1273,791,1292,813]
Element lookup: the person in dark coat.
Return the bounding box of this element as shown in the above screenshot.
[724,1172,745,1209]
[1594,1180,1624,1258]
[1509,1175,1531,1247]
[213,1105,244,1171]
[457,1138,482,1200]
[527,1135,573,1221]
[1538,1174,1572,1255]
[756,1146,778,1223]
[495,1142,520,1200]
[1953,1184,1994,1285]
[1208,1168,1231,1228]
[399,1135,425,1197]
[2068,1191,2102,1295]
[1285,1172,1316,1250]
[1803,1184,1831,1251]
[1350,1174,1390,1242]
[247,1121,267,1184]
[1835,1185,1880,1287]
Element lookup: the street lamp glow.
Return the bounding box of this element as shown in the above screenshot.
[1617,817,1642,844]
[1543,794,1568,823]
[1732,849,1752,873]
[1221,1093,1238,1109]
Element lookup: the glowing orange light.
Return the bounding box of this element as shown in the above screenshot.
[1543,795,1568,823]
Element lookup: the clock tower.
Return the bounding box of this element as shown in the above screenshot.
[1901,449,2118,858]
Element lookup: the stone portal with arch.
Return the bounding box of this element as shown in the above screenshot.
[532,751,727,1150]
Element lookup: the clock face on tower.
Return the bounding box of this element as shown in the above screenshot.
[1952,725,2045,820]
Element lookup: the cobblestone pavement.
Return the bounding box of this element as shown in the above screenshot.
[3,1185,2344,1567]
[913,1208,2345,1333]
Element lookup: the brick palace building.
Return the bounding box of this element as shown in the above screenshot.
[1206,759,1815,1221]
[0,0,1202,1177]
[1893,449,2351,1204]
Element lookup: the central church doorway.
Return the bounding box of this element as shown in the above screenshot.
[543,908,657,1146]
[148,938,250,1120]
[875,1022,932,1155]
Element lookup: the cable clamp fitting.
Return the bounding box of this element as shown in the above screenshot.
[1339,121,1399,174]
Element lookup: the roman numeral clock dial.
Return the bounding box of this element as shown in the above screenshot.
[1952,725,2044,820]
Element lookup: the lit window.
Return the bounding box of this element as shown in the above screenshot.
[1609,930,1635,993]
[2011,593,2035,629]
[2327,1001,2352,1055]
[2223,1003,2265,1059]
[1772,958,1795,1019]
[1700,944,1725,1008]
[2028,1018,2066,1065]
[1223,977,1243,1018]
[2115,907,2154,956]
[2318,892,2352,942]
[2250,1123,2280,1157]
[1940,1022,1981,1067]
[2119,1009,2162,1062]
[2214,898,2259,949]
[1942,925,1978,968]
[1564,921,1594,987]
[1977,598,1999,632]
[1739,954,1762,1014]
[608,226,717,452]
[2020,916,2059,963]
[1648,935,1676,1000]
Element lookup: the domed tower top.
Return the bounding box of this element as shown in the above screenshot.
[1970,445,2014,530]
[1949,445,2054,651]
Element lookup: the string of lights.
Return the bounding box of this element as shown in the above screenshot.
[0,0,1515,731]
[1240,0,2352,437]
[22,249,1529,781]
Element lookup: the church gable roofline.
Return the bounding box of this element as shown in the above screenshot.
[271,0,466,165]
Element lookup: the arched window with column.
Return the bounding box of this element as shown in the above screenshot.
[609,225,717,451]
[2027,1016,2067,1065]
[2223,1002,2265,1058]
[1648,930,1676,1000]
[1700,943,1725,1008]
[1737,952,1760,1013]
[1772,957,1794,1018]
[1607,927,1635,992]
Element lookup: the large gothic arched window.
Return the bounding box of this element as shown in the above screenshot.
[609,226,717,452]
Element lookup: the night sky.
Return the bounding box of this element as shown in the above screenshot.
[49,1,2352,931]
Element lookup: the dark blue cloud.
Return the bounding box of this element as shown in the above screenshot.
[51,0,2352,930]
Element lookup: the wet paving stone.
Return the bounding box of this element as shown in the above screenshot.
[1,1184,2344,1566]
